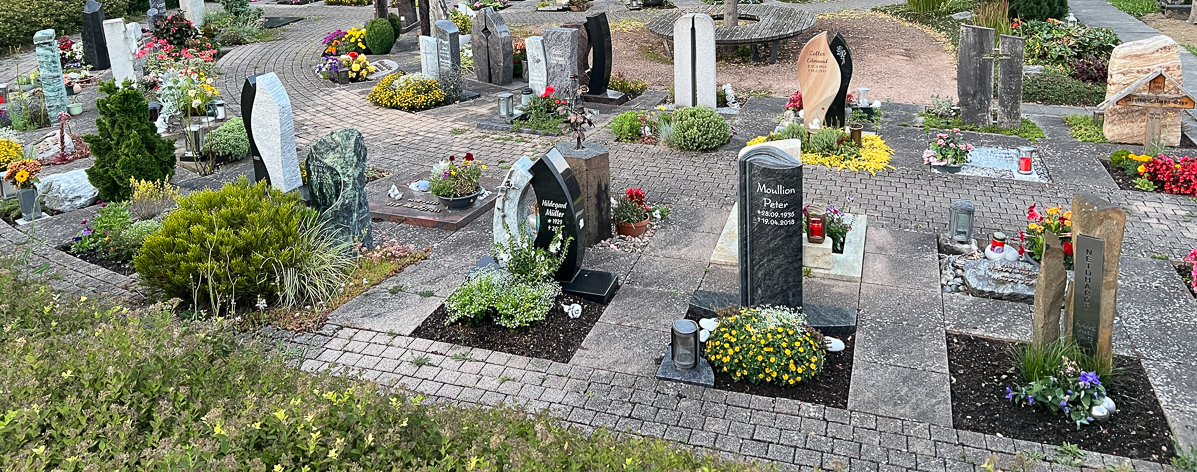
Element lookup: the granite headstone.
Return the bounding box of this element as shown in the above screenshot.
[996,34,1025,129]
[825,33,853,128]
[434,19,462,101]
[673,13,716,108]
[562,23,590,92]
[585,12,613,95]
[250,73,303,193]
[182,0,205,26]
[240,74,269,182]
[147,0,166,29]
[33,29,70,117]
[82,0,111,70]
[738,144,803,309]
[470,8,513,85]
[471,12,492,83]
[543,27,579,98]
[419,35,440,78]
[526,35,548,95]
[958,25,995,127]
[306,128,374,249]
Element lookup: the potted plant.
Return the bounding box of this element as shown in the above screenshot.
[429,152,486,210]
[67,95,83,116]
[5,158,43,221]
[922,128,972,173]
[614,187,651,237]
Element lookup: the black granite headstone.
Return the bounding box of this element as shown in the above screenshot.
[1071,234,1104,355]
[530,149,584,282]
[825,33,852,129]
[82,0,110,70]
[240,74,270,184]
[739,145,803,309]
[585,12,613,95]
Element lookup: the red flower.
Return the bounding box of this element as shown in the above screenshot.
[1062,241,1074,256]
[464,153,474,161]
[348,52,359,58]
[541,85,556,97]
[1026,204,1040,221]
[448,155,455,162]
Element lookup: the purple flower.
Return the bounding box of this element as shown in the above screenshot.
[1026,395,1034,405]
[1079,371,1101,388]
[82,228,92,236]
[72,236,82,241]
[1087,416,1094,422]
[1064,406,1070,414]
[1060,400,1068,407]
[1005,387,1014,400]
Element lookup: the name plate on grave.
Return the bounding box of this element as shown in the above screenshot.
[739,144,803,309]
[1071,234,1103,354]
[1115,94,1196,108]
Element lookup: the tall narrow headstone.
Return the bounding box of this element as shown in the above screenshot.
[543,27,579,98]
[419,35,440,78]
[1032,231,1067,348]
[428,0,451,24]
[306,128,374,249]
[527,35,548,96]
[471,12,492,83]
[33,30,69,117]
[825,33,853,129]
[104,19,137,85]
[183,0,205,26]
[83,0,110,70]
[434,19,462,102]
[419,0,431,36]
[251,73,303,193]
[796,32,840,129]
[997,34,1025,129]
[563,23,590,92]
[1103,35,1183,146]
[485,9,513,85]
[673,13,716,108]
[738,141,803,309]
[1063,193,1126,372]
[125,22,146,77]
[585,12,613,95]
[241,74,269,182]
[958,25,995,127]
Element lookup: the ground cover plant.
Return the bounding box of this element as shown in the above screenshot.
[661,106,731,151]
[1063,114,1107,142]
[368,73,446,111]
[919,113,1045,142]
[0,258,762,470]
[747,124,896,175]
[706,305,826,386]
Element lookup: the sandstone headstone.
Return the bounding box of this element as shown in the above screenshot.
[1064,193,1126,372]
[1103,35,1183,146]
[554,141,612,247]
[419,35,440,78]
[35,169,99,212]
[527,35,548,95]
[825,33,853,129]
[738,140,803,308]
[251,73,303,193]
[673,13,716,108]
[958,25,995,127]
[33,29,69,117]
[306,129,374,249]
[434,19,462,101]
[996,34,1025,129]
[428,0,451,24]
[82,0,110,70]
[1032,231,1067,348]
[796,32,841,128]
[543,27,579,98]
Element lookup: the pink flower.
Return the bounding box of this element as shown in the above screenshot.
[937,140,945,146]
[965,143,974,151]
[949,143,956,148]
[952,128,960,133]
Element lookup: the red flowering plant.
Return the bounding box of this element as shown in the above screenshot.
[1138,154,1197,196]
[785,91,803,113]
[1024,204,1074,270]
[1183,249,1197,294]
[58,36,85,69]
[429,153,486,198]
[613,188,651,225]
[138,36,219,93]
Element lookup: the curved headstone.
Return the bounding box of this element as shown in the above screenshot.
[251,73,303,193]
[796,32,840,128]
[306,129,373,249]
[492,150,584,282]
[673,13,716,108]
[825,33,853,129]
[585,12,613,95]
[738,142,803,309]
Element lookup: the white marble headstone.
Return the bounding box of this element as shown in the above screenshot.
[183,0,206,26]
[103,19,137,86]
[251,73,303,193]
[673,13,717,108]
[419,35,440,78]
[526,36,547,96]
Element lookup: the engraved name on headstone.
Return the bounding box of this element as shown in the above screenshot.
[738,142,804,309]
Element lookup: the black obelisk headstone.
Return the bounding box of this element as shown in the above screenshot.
[82,0,110,70]
[825,33,853,128]
[585,12,612,95]
[241,74,270,184]
[739,145,803,309]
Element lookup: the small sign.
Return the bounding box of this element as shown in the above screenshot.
[1115,93,1196,109]
[1071,234,1104,354]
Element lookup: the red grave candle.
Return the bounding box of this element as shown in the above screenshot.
[810,219,824,239]
[1018,156,1032,174]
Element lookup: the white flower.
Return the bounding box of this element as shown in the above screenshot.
[652,210,661,220]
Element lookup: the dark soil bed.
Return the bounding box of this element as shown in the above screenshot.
[948,332,1174,462]
[411,294,606,364]
[59,245,137,276]
[685,309,853,409]
[1100,159,1148,193]
[1175,262,1197,298]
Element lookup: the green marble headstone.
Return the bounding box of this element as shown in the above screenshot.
[34,29,69,116]
[305,129,373,249]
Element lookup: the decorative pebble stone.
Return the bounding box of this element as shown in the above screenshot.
[699,329,710,342]
[699,318,718,331]
[825,336,845,352]
[944,286,953,293]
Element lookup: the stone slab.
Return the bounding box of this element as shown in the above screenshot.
[656,346,715,387]
[961,259,1038,303]
[710,206,866,282]
[368,175,501,230]
[688,290,857,335]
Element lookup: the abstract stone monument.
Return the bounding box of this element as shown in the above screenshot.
[527,35,548,96]
[82,0,111,70]
[33,29,70,117]
[825,33,853,129]
[1064,193,1126,372]
[796,32,840,129]
[434,19,462,102]
[306,129,374,249]
[996,34,1025,129]
[103,19,137,84]
[673,13,716,108]
[958,25,1025,128]
[1102,36,1187,147]
[582,12,626,104]
[241,74,269,182]
[250,73,303,193]
[1032,231,1067,348]
[471,8,514,85]
[1098,69,1195,153]
[543,27,578,98]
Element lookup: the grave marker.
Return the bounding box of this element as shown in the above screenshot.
[306,128,374,249]
[434,20,462,101]
[1032,231,1067,348]
[1097,69,1196,153]
[673,13,716,108]
[738,143,803,308]
[182,0,205,26]
[527,35,548,96]
[585,13,613,95]
[101,18,135,84]
[1102,35,1183,147]
[419,35,440,78]
[83,0,110,70]
[470,8,513,85]
[825,33,853,129]
[241,74,269,182]
[147,0,166,29]
[996,34,1025,128]
[543,27,579,98]
[33,29,69,117]
[1063,193,1126,372]
[958,25,995,127]
[796,32,840,129]
[250,73,303,193]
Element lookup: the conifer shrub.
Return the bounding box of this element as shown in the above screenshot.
[365,17,396,55]
[84,80,177,202]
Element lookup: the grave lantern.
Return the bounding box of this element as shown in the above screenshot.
[948,199,975,244]
[1017,146,1035,175]
[807,206,826,244]
[1093,109,1104,127]
[497,93,514,120]
[671,320,700,370]
[211,99,227,120]
[520,87,533,107]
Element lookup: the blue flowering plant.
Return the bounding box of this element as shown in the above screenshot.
[1006,353,1109,429]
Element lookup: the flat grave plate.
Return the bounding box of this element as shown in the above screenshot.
[262,17,303,29]
[368,176,502,231]
[933,146,1048,183]
[710,203,867,282]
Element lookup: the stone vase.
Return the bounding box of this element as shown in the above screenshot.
[616,217,650,237]
[438,189,482,210]
[17,188,41,221]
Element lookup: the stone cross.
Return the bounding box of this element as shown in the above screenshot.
[419,35,440,78]
[673,13,716,108]
[33,29,70,117]
[82,0,111,70]
[738,140,803,309]
[824,33,853,129]
[796,32,840,128]
[470,8,513,85]
[103,19,137,85]
[543,27,579,98]
[1098,68,1195,152]
[306,128,374,250]
[1063,193,1126,372]
[585,12,613,95]
[527,36,548,96]
[1032,231,1067,348]
[958,25,995,127]
[434,19,462,102]
[250,73,303,193]
[996,35,1025,129]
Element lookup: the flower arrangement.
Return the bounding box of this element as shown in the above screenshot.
[1024,203,1073,269]
[450,9,473,35]
[613,188,650,224]
[367,73,446,111]
[1007,350,1108,429]
[58,36,85,69]
[469,0,509,10]
[152,14,201,48]
[322,29,348,56]
[137,37,219,91]
[316,53,376,82]
[785,91,803,113]
[158,68,220,118]
[748,125,895,175]
[1137,154,1197,196]
[326,0,371,5]
[0,138,23,171]
[922,128,973,166]
[5,159,42,190]
[429,153,485,198]
[343,26,369,53]
[706,306,825,386]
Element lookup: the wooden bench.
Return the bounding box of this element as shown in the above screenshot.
[645,4,817,64]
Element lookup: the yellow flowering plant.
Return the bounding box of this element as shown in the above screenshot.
[747,126,895,175]
[5,159,43,190]
[705,306,826,386]
[367,73,446,111]
[1024,204,1073,269]
[316,53,377,82]
[0,138,23,171]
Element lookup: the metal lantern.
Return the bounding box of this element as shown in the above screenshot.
[212,99,227,120]
[521,87,533,107]
[807,206,826,244]
[948,199,975,244]
[1017,146,1035,175]
[497,93,514,120]
[1093,109,1105,127]
[187,123,207,157]
[671,320,700,370]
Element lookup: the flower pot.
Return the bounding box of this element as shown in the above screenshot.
[437,189,482,210]
[17,188,41,221]
[67,103,83,115]
[932,164,964,174]
[616,217,650,237]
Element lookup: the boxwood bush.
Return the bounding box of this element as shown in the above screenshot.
[202,117,250,162]
[365,17,396,55]
[668,106,730,151]
[1023,70,1108,106]
[85,80,177,202]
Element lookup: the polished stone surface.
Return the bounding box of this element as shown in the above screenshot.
[738,144,803,309]
[543,27,578,98]
[306,128,374,249]
[82,0,110,70]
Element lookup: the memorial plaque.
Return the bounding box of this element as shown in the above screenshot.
[796,32,841,129]
[825,33,853,129]
[738,143,803,309]
[1070,234,1103,354]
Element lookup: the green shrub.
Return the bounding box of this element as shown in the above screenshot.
[84,80,177,202]
[365,18,396,55]
[494,223,570,284]
[1015,20,1120,68]
[1108,0,1158,17]
[608,73,649,99]
[388,12,404,37]
[220,0,252,17]
[450,9,472,35]
[1009,0,1066,21]
[1110,149,1132,167]
[906,0,947,14]
[202,117,250,162]
[444,268,561,328]
[135,177,344,316]
[1062,114,1107,143]
[667,106,730,151]
[920,114,1046,142]
[611,110,647,142]
[109,219,162,261]
[1023,70,1108,106]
